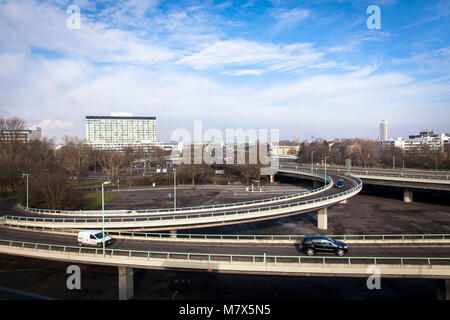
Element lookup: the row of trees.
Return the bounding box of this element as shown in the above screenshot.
[297,138,450,169]
[1,116,267,209]
[0,117,172,209]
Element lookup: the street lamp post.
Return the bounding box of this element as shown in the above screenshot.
[173,168,177,210]
[324,155,330,185]
[102,180,110,256]
[311,151,315,172]
[22,174,29,210]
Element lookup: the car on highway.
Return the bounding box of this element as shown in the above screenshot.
[334,179,345,188]
[299,235,348,256]
[77,230,113,247]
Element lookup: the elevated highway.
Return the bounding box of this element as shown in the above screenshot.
[0,226,449,300]
[281,163,450,202]
[1,164,449,300]
[16,170,334,218]
[1,168,362,231]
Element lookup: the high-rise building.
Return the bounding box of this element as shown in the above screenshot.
[86,113,156,145]
[379,120,389,141]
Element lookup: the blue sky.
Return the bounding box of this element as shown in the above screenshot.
[0,0,449,142]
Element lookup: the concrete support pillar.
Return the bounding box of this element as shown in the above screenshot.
[170,230,177,238]
[118,266,133,300]
[317,207,328,230]
[437,279,450,300]
[270,175,274,183]
[404,189,413,203]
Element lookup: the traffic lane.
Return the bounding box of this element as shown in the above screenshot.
[101,238,450,258]
[1,228,449,258]
[281,163,450,177]
[2,173,358,219]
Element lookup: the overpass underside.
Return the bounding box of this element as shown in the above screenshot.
[360,180,450,204]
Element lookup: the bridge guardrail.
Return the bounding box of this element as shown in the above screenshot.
[2,224,449,242]
[1,174,362,225]
[17,168,333,216]
[297,162,450,173]
[1,238,449,266]
[345,170,450,181]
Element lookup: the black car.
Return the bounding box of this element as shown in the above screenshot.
[334,179,345,188]
[299,235,348,256]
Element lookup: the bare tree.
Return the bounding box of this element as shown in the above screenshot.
[56,139,87,179]
[0,117,26,161]
[123,146,137,175]
[97,150,125,181]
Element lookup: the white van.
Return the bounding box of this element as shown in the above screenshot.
[77,230,113,247]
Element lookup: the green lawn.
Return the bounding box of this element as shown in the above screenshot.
[81,191,121,210]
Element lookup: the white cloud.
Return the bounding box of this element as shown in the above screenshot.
[0,0,448,143]
[271,7,310,31]
[1,50,448,142]
[176,39,334,75]
[392,47,450,67]
[35,119,74,130]
[0,0,174,65]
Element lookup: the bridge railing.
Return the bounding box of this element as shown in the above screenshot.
[300,163,450,174]
[1,174,362,225]
[2,223,449,242]
[17,168,333,216]
[1,238,449,266]
[344,170,450,181]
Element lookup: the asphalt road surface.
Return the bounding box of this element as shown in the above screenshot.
[1,227,449,260]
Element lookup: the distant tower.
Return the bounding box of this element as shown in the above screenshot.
[380,120,389,141]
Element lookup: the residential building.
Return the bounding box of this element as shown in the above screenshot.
[86,113,156,145]
[393,130,449,152]
[0,127,41,143]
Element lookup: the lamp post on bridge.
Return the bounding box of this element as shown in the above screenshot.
[173,167,177,211]
[102,180,111,256]
[324,155,330,185]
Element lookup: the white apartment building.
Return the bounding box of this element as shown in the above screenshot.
[86,113,156,145]
[394,130,449,152]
